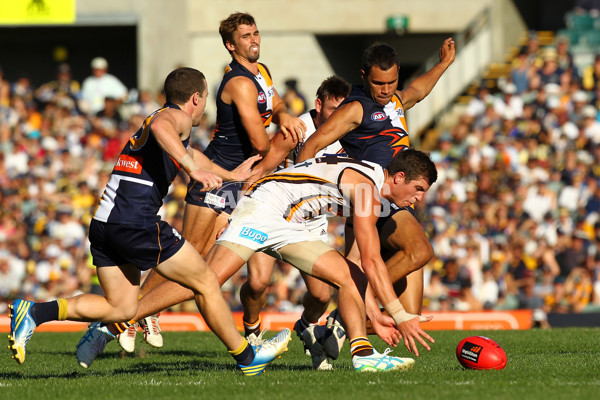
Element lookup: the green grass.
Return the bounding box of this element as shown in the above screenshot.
[1,329,599,400]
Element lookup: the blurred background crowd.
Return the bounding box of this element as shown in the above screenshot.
[1,5,600,319]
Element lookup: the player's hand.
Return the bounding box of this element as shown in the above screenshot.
[370,312,401,347]
[190,170,223,192]
[231,154,262,182]
[278,114,306,144]
[396,315,434,357]
[439,37,456,66]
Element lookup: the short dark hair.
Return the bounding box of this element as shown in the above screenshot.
[164,67,206,105]
[387,148,437,185]
[362,43,400,76]
[219,12,256,49]
[316,75,351,101]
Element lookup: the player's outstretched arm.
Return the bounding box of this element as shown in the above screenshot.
[398,37,455,110]
[297,101,362,162]
[249,131,297,180]
[190,148,261,182]
[151,109,222,191]
[364,285,401,347]
[342,169,433,356]
[271,90,306,144]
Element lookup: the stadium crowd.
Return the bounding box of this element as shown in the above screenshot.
[1,24,600,320]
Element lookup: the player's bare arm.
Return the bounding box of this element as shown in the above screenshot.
[341,169,433,356]
[398,37,455,110]
[150,109,222,191]
[297,101,363,162]
[190,148,261,182]
[271,90,306,143]
[222,76,271,155]
[249,132,297,180]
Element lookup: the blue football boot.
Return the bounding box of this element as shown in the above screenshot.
[238,328,291,376]
[7,299,37,364]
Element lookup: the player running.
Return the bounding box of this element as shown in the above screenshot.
[7,68,290,375]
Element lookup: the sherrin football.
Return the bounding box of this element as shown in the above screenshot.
[456,336,507,370]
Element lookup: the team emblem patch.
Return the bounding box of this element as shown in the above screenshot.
[371,111,387,121]
[239,227,268,244]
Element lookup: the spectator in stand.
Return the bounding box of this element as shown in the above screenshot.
[282,78,307,117]
[539,48,564,86]
[80,57,127,115]
[0,65,11,106]
[35,63,80,105]
[510,49,532,94]
[582,54,600,91]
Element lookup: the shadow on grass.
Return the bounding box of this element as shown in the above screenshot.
[0,351,310,380]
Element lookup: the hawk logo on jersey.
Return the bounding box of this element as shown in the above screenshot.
[114,154,143,174]
[257,92,267,104]
[371,111,387,121]
[240,227,268,244]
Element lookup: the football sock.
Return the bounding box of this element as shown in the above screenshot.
[229,338,254,365]
[350,336,374,357]
[29,299,61,325]
[243,316,261,337]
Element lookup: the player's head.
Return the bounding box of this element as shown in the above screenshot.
[219,13,260,62]
[314,75,351,127]
[361,43,400,106]
[164,67,208,123]
[384,148,437,208]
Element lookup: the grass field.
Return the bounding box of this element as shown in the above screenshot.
[1,328,599,400]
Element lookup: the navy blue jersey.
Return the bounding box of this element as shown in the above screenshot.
[204,59,275,170]
[339,86,410,168]
[93,103,189,226]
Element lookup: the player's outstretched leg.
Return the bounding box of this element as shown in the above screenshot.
[7,299,37,364]
[76,322,116,368]
[352,348,415,372]
[238,328,292,376]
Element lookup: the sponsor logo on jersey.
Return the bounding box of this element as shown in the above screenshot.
[204,193,226,208]
[257,92,267,103]
[240,227,268,244]
[397,108,404,117]
[114,154,143,174]
[371,111,387,121]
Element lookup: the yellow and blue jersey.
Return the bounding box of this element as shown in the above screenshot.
[339,86,410,168]
[205,59,275,170]
[93,103,189,225]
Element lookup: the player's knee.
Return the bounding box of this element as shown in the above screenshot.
[248,273,271,293]
[114,302,139,322]
[305,288,331,307]
[407,240,433,272]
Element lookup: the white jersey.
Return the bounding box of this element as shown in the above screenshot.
[245,156,384,224]
[278,110,345,170]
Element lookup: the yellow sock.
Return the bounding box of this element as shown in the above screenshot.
[228,338,249,356]
[57,298,68,321]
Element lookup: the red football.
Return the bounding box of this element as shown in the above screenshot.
[456,336,507,370]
